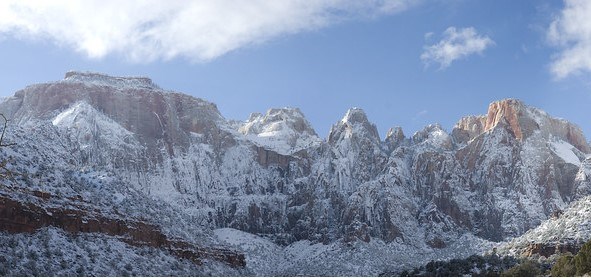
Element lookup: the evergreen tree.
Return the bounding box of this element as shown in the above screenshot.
[575,240,591,276]
[551,253,576,277]
[502,260,541,277]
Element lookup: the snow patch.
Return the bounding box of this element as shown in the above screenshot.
[51,101,136,150]
[551,140,581,165]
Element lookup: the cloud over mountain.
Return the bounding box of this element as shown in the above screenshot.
[0,0,416,63]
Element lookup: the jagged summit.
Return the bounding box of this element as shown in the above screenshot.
[239,107,321,155]
[341,107,370,124]
[329,107,380,144]
[241,107,316,136]
[451,98,590,153]
[412,123,453,150]
[63,71,160,90]
[483,98,532,141]
[451,98,532,143]
[385,126,405,147]
[452,115,487,145]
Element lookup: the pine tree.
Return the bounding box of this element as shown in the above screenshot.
[502,260,541,277]
[575,240,591,276]
[551,253,576,277]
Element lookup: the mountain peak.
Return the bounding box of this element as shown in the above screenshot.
[385,126,406,149]
[240,107,316,136]
[64,71,160,90]
[239,107,321,155]
[341,107,370,124]
[412,123,453,149]
[483,98,531,140]
[450,98,590,153]
[329,107,379,145]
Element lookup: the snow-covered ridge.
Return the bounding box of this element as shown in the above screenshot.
[63,71,160,90]
[496,196,591,258]
[238,107,322,155]
[51,101,136,151]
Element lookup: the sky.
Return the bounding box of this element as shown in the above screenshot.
[0,0,591,139]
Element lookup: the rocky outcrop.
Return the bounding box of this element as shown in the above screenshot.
[240,108,317,138]
[521,242,582,258]
[385,126,406,150]
[64,71,159,89]
[452,115,486,144]
[239,107,321,156]
[483,99,533,141]
[0,191,245,268]
[575,157,591,197]
[496,196,591,261]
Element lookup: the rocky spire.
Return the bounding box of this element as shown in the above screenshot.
[451,115,486,144]
[328,108,380,145]
[385,126,406,149]
[483,99,531,141]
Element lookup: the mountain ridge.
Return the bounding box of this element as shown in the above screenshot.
[0,71,590,275]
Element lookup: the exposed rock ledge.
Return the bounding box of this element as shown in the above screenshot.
[520,241,583,258]
[0,190,245,268]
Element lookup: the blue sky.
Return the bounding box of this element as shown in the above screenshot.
[1,0,590,139]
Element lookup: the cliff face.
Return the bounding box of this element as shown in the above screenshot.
[6,72,230,160]
[0,190,245,267]
[0,72,589,275]
[453,99,589,153]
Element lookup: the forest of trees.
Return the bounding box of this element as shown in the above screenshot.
[386,239,591,277]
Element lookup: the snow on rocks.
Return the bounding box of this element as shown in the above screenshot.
[1,72,591,275]
[238,108,321,155]
[550,140,582,165]
[63,71,160,90]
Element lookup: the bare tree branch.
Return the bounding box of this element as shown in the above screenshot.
[0,113,17,182]
[0,114,16,147]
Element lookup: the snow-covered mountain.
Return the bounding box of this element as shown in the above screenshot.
[0,71,589,275]
[495,155,591,259]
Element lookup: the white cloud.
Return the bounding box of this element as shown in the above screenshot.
[420,26,494,69]
[547,0,591,79]
[0,0,417,63]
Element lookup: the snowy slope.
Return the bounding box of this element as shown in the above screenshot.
[214,227,494,276]
[550,140,581,166]
[0,228,240,276]
[496,196,591,259]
